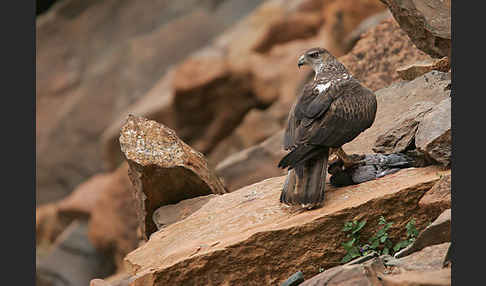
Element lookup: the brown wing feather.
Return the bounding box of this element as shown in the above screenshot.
[285,78,376,150]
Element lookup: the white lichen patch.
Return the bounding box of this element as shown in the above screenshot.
[119,115,198,167]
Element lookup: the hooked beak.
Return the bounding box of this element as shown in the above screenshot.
[297,55,306,69]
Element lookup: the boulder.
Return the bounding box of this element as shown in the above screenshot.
[340,18,432,91]
[397,57,450,81]
[415,97,451,167]
[379,0,451,58]
[344,71,451,156]
[373,101,436,154]
[36,0,265,205]
[37,221,115,286]
[119,115,227,240]
[123,166,449,285]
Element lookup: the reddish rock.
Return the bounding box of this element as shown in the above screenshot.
[87,162,140,271]
[419,174,451,210]
[379,0,451,58]
[119,115,227,240]
[36,203,70,252]
[123,166,449,285]
[56,172,115,220]
[397,57,451,81]
[339,18,432,91]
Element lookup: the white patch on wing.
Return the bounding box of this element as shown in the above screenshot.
[314,82,331,94]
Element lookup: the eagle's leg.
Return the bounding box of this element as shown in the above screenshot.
[335,147,365,169]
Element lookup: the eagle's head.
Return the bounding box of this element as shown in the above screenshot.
[297,47,334,70]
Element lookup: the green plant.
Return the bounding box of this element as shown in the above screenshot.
[364,216,394,255]
[340,219,367,263]
[392,218,418,252]
[340,216,420,264]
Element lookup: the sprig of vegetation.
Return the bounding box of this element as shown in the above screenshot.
[340,216,419,263]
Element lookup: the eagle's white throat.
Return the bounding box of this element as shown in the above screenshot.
[315,82,331,94]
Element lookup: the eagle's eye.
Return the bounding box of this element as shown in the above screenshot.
[309,52,319,58]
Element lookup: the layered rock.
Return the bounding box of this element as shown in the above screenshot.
[379,0,451,58]
[101,0,397,173]
[36,0,265,205]
[119,115,227,240]
[123,166,449,285]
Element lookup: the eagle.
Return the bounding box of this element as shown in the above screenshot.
[278,47,377,209]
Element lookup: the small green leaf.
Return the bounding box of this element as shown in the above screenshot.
[349,246,361,258]
[352,220,367,234]
[393,240,410,252]
[378,216,387,225]
[380,233,388,243]
[341,253,353,263]
[370,239,380,249]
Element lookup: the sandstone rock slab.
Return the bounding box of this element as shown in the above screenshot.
[124,166,449,285]
[119,115,227,240]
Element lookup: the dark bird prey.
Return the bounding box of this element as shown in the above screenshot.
[278,47,377,209]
